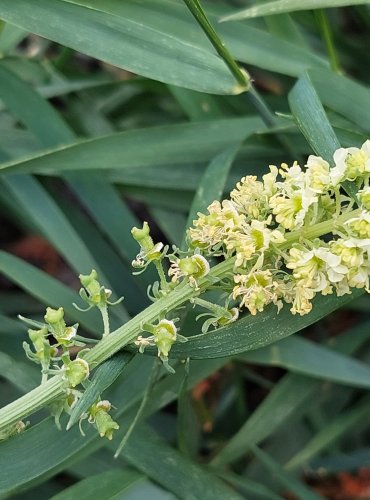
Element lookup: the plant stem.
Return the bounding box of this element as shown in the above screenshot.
[99,306,110,337]
[0,207,360,432]
[182,0,249,90]
[315,9,342,74]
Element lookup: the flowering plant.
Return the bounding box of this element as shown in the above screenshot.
[1,140,369,446]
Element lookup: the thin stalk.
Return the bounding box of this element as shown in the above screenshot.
[99,305,110,337]
[0,207,360,432]
[315,9,342,74]
[182,0,249,90]
[247,86,276,128]
[182,0,300,160]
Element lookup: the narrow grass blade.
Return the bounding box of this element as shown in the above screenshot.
[113,423,243,500]
[309,68,370,132]
[0,0,238,95]
[50,469,144,500]
[0,352,40,393]
[217,470,281,500]
[288,73,340,162]
[220,0,370,22]
[251,446,323,500]
[286,396,370,470]
[0,0,326,92]
[289,73,358,200]
[0,62,74,146]
[169,290,363,359]
[0,117,264,175]
[212,374,318,466]
[238,335,370,388]
[149,208,187,248]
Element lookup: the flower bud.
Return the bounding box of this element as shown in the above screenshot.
[64,358,90,387]
[94,409,119,440]
[44,307,64,325]
[153,319,177,358]
[358,188,370,211]
[88,400,119,440]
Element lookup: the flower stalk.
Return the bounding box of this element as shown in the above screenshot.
[1,140,370,438]
[0,206,361,433]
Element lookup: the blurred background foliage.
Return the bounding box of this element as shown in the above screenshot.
[0,1,370,498]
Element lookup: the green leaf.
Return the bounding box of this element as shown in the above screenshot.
[309,68,370,133]
[238,335,370,388]
[0,174,109,277]
[0,0,326,95]
[211,313,369,467]
[0,23,27,53]
[67,352,134,430]
[169,290,363,359]
[251,446,323,500]
[288,73,340,162]
[0,352,40,393]
[50,469,145,500]
[0,117,264,175]
[220,0,370,22]
[289,73,358,200]
[0,0,239,95]
[217,470,282,500]
[212,374,318,466]
[286,396,370,470]
[0,62,74,146]
[116,423,243,500]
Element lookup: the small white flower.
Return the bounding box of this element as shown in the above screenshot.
[305,155,331,193]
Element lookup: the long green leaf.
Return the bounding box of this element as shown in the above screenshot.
[251,446,323,500]
[115,423,243,500]
[0,117,264,175]
[289,73,357,199]
[220,0,370,22]
[0,352,39,393]
[0,0,237,95]
[211,314,369,467]
[288,73,340,163]
[0,62,74,146]
[0,63,133,317]
[309,68,370,133]
[51,469,145,500]
[169,290,363,358]
[0,0,326,95]
[212,374,318,466]
[286,396,370,470]
[238,334,370,388]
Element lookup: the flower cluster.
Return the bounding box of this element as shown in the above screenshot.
[188,140,370,316]
[19,269,122,440]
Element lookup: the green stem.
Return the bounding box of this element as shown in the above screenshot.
[155,261,169,292]
[182,0,300,161]
[99,305,110,338]
[182,0,249,90]
[0,207,360,432]
[315,9,342,74]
